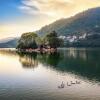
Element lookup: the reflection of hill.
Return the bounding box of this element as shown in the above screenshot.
[47,49,100,82]
[18,52,38,69]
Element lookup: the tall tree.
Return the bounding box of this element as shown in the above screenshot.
[17,32,38,49]
[45,31,63,48]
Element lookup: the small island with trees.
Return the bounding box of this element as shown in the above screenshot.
[17,31,63,53]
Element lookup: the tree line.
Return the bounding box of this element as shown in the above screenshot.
[17,31,63,50]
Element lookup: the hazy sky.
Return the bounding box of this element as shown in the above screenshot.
[0,0,100,39]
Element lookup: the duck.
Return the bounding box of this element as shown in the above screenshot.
[70,81,76,84]
[61,81,65,87]
[76,80,81,84]
[58,81,65,89]
[67,82,71,86]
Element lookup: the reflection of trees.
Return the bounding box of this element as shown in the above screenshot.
[38,52,62,67]
[18,51,62,70]
[18,52,38,69]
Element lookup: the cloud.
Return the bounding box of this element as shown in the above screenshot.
[19,0,100,19]
[1,0,100,39]
[0,15,55,39]
[19,0,74,18]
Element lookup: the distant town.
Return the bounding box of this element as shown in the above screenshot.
[59,33,87,44]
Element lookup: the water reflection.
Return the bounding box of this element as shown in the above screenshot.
[17,48,100,82]
[18,52,38,69]
[57,48,100,82]
[1,48,100,83]
[38,52,62,67]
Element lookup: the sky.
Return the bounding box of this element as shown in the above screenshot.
[0,0,100,39]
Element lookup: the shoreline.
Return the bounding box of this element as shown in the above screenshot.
[17,48,57,53]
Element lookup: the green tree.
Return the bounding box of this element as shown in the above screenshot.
[17,32,38,49]
[44,31,63,48]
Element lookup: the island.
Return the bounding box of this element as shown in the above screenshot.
[17,31,63,53]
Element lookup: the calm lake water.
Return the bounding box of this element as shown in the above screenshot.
[0,48,100,100]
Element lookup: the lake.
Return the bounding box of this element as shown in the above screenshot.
[0,48,100,100]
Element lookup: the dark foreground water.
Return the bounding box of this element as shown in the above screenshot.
[0,48,100,100]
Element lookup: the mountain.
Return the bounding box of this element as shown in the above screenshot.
[0,38,19,48]
[36,7,100,36]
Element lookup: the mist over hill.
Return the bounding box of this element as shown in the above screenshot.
[0,38,19,48]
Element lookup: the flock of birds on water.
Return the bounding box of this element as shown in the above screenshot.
[58,81,81,89]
